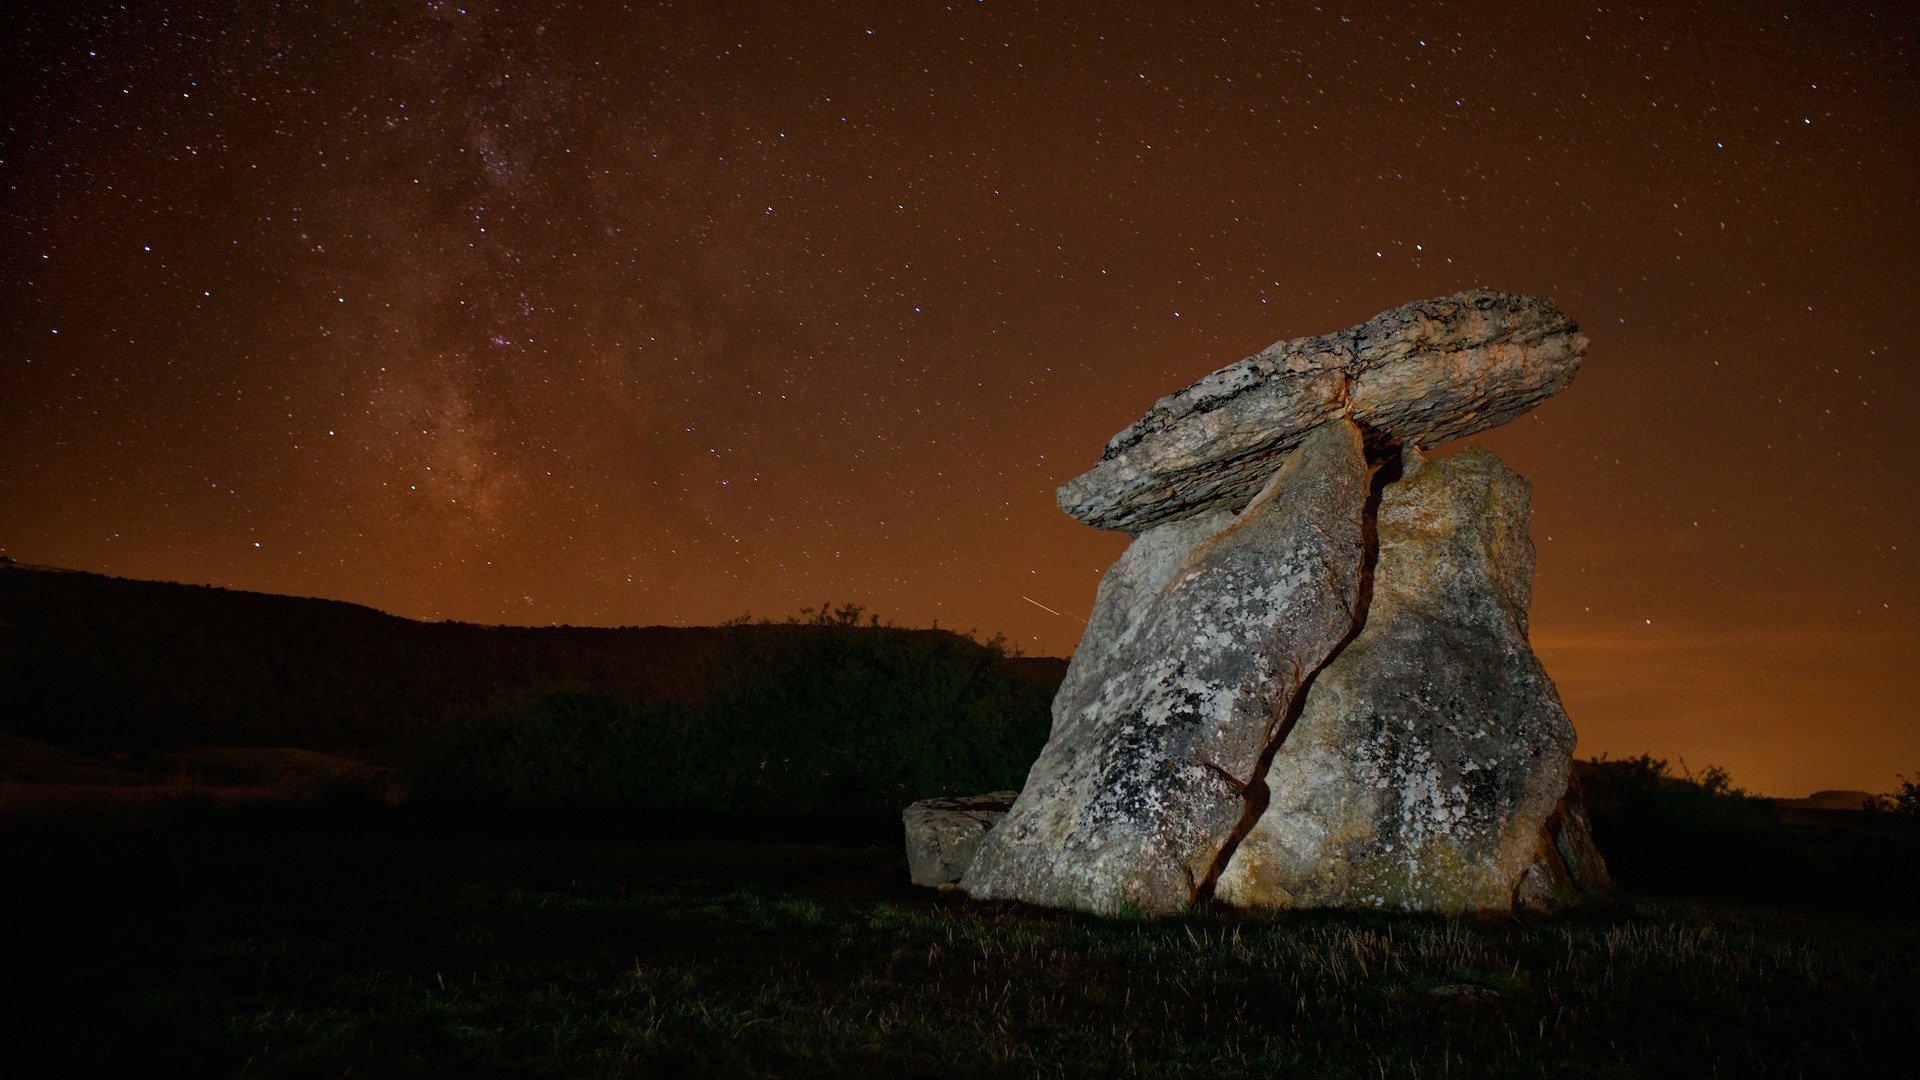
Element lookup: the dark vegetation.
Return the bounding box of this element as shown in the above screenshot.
[411,604,1057,826]
[1578,754,1919,910]
[4,561,1916,1074]
[0,562,1063,768]
[1890,772,1920,817]
[0,563,1061,828]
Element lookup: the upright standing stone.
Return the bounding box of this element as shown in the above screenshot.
[1214,447,1581,913]
[962,419,1370,914]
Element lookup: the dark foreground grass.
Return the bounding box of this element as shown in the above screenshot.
[5,806,1914,1077]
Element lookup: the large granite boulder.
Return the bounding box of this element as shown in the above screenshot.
[961,419,1370,914]
[1058,289,1586,533]
[1212,447,1588,912]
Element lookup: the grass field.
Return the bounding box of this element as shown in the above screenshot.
[5,801,1914,1077]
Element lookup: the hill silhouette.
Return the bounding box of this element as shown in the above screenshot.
[0,560,1067,756]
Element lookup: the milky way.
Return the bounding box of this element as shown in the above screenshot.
[3,1,1915,793]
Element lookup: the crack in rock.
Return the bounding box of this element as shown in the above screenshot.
[949,290,1608,916]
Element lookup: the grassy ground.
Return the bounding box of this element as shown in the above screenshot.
[5,803,1914,1077]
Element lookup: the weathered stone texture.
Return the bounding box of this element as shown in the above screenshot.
[961,419,1370,914]
[1058,289,1586,533]
[1213,447,1580,913]
[903,792,1018,887]
[1513,774,1613,910]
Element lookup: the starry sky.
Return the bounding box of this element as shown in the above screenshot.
[3,1,1915,795]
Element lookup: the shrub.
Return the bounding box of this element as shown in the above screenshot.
[411,606,1055,820]
[1890,773,1920,818]
[1579,754,1785,899]
[1581,755,1779,833]
[411,689,701,812]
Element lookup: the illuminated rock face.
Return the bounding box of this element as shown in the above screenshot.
[961,420,1369,915]
[903,792,1017,887]
[1056,289,1586,535]
[1214,447,1607,913]
[953,292,1607,916]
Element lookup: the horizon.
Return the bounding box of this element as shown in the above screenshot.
[0,555,1902,803]
[3,2,1914,795]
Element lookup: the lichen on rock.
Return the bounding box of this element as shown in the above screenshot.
[1214,446,1587,913]
[957,291,1607,916]
[1057,289,1586,534]
[961,419,1370,914]
[903,791,1018,887]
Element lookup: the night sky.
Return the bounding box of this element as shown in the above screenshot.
[3,2,1914,795]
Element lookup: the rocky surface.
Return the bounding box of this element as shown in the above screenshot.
[1213,447,1583,913]
[962,419,1370,914]
[950,291,1606,916]
[903,791,1018,887]
[1058,289,1586,533]
[1513,774,1613,909]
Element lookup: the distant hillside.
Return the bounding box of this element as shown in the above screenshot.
[0,561,1068,754]
[1771,790,1879,812]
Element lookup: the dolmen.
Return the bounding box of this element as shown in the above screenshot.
[908,288,1611,915]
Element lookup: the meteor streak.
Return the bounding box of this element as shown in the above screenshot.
[1023,595,1088,625]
